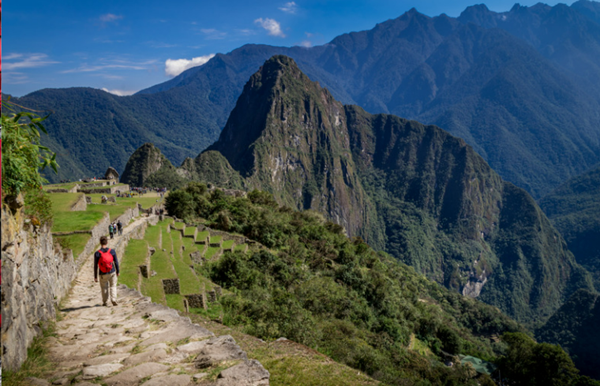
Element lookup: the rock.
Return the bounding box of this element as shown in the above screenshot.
[83,353,130,366]
[82,363,124,379]
[25,377,50,386]
[122,349,168,366]
[104,362,169,386]
[193,335,247,369]
[275,337,288,342]
[215,360,270,386]
[148,247,156,255]
[52,378,69,385]
[193,373,209,380]
[140,374,191,386]
[145,343,169,351]
[141,320,213,346]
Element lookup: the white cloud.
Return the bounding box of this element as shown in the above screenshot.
[3,53,59,70]
[164,54,216,77]
[254,18,286,37]
[279,2,298,14]
[200,28,227,40]
[299,40,312,47]
[101,88,137,96]
[99,13,123,23]
[62,59,157,73]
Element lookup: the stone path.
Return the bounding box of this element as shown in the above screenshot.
[27,215,270,386]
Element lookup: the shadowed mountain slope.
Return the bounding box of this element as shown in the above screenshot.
[539,165,600,288]
[141,56,594,326]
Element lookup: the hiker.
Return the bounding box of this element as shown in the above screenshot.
[117,220,123,236]
[108,223,114,239]
[94,236,120,306]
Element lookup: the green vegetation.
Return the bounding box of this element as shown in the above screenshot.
[497,332,600,386]
[222,240,235,250]
[197,230,209,241]
[204,246,221,260]
[119,240,148,290]
[209,236,222,244]
[1,321,57,386]
[54,233,91,258]
[1,105,58,197]
[537,289,600,380]
[157,56,591,327]
[184,226,196,236]
[167,183,531,385]
[539,165,600,287]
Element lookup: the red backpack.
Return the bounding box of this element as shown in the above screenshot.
[98,249,114,273]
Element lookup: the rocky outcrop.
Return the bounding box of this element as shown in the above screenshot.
[1,199,79,371]
[120,143,177,187]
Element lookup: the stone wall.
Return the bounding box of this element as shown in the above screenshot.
[115,205,140,228]
[1,201,79,371]
[70,194,88,211]
[77,184,130,195]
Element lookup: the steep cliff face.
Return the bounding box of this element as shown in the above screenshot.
[206,56,374,238]
[145,56,593,325]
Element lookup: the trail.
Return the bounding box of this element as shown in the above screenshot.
[27,214,269,386]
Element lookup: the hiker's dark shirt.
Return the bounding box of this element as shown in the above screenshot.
[94,248,120,279]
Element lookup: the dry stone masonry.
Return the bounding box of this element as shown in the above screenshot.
[162,278,181,294]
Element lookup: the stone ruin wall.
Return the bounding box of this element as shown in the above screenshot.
[1,200,80,371]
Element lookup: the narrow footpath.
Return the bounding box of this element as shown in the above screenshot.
[26,215,270,386]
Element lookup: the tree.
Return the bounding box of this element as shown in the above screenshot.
[1,103,58,197]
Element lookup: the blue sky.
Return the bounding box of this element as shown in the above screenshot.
[3,0,573,97]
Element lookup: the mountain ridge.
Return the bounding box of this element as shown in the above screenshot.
[134,55,595,326]
[22,1,600,199]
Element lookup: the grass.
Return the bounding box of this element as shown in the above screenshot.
[55,233,91,258]
[191,302,223,321]
[180,238,198,265]
[184,226,197,236]
[48,193,82,211]
[139,230,176,305]
[79,184,128,191]
[52,211,105,233]
[119,240,148,290]
[143,224,162,249]
[210,236,223,244]
[171,258,201,295]
[166,294,186,312]
[234,244,248,253]
[1,321,57,386]
[204,246,221,260]
[171,232,183,257]
[43,182,77,191]
[186,314,379,386]
[171,222,185,230]
[222,240,235,250]
[197,230,209,241]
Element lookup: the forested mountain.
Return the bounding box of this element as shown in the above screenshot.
[537,289,600,379]
[539,165,600,288]
[19,1,600,198]
[139,55,594,326]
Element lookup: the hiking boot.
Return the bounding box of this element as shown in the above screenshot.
[112,301,118,306]
[102,302,108,307]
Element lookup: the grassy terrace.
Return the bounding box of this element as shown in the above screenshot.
[204,246,221,260]
[222,240,235,250]
[184,226,197,236]
[54,233,91,257]
[234,244,248,252]
[119,240,148,290]
[210,236,223,244]
[197,230,209,242]
[50,194,105,233]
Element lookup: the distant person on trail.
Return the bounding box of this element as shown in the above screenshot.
[94,236,120,306]
[117,220,123,236]
[108,223,114,239]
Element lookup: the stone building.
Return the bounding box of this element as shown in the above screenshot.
[104,167,120,182]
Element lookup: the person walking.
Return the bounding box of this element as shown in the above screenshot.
[117,220,123,236]
[108,223,114,239]
[94,236,120,306]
